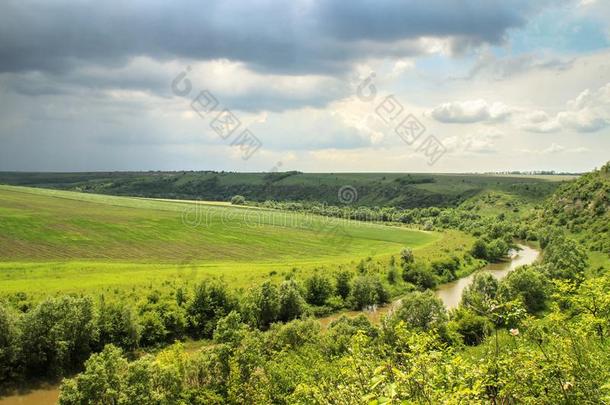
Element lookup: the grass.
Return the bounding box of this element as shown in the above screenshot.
[0,185,474,297]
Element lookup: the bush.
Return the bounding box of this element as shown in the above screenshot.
[335,271,352,300]
[543,235,588,281]
[304,273,333,306]
[461,272,499,314]
[402,262,437,290]
[243,281,280,330]
[21,296,96,377]
[452,308,493,345]
[97,300,140,351]
[278,280,305,322]
[400,248,414,265]
[350,275,390,310]
[230,195,246,205]
[391,290,447,331]
[471,239,488,260]
[0,304,19,383]
[499,266,548,313]
[487,238,509,261]
[187,280,235,338]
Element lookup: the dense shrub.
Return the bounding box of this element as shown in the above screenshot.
[350,275,390,310]
[499,265,548,313]
[230,195,246,205]
[0,304,19,383]
[304,273,333,306]
[187,280,235,338]
[461,272,499,314]
[278,280,305,322]
[243,281,280,330]
[390,290,447,331]
[97,300,140,351]
[21,296,96,377]
[452,307,493,345]
[334,271,352,300]
[402,262,437,290]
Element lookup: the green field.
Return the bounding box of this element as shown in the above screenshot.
[0,185,469,296]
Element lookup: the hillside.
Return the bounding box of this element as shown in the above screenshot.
[541,162,610,254]
[0,171,564,208]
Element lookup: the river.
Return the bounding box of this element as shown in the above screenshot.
[0,244,539,405]
[320,243,540,327]
[435,244,540,309]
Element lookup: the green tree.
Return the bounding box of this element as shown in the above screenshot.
[230,195,246,205]
[58,344,127,405]
[278,280,305,322]
[461,272,499,314]
[0,304,19,383]
[391,290,447,331]
[499,265,548,313]
[350,275,389,310]
[244,281,280,330]
[452,307,492,345]
[21,296,96,377]
[402,262,437,290]
[187,280,234,338]
[304,273,333,306]
[335,270,352,300]
[543,235,588,281]
[471,239,487,260]
[97,299,140,351]
[400,247,414,265]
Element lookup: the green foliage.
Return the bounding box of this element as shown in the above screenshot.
[334,270,352,300]
[349,275,390,310]
[461,272,499,314]
[471,238,488,259]
[97,300,140,351]
[213,311,248,346]
[325,314,377,356]
[389,290,447,331]
[499,265,548,313]
[0,304,19,383]
[278,280,305,322]
[59,344,188,405]
[187,280,235,338]
[243,281,280,330]
[402,261,437,290]
[543,234,588,281]
[451,307,493,345]
[400,247,414,265]
[21,296,96,377]
[230,195,246,205]
[304,273,333,306]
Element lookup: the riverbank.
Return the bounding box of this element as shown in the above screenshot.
[319,243,541,327]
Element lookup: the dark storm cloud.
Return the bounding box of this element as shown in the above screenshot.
[0,0,549,75]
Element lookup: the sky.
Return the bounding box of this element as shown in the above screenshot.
[0,0,609,173]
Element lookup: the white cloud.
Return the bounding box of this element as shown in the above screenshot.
[443,128,503,155]
[430,99,513,123]
[432,82,610,134]
[520,82,610,133]
[520,143,590,155]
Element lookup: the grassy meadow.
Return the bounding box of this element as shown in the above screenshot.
[0,185,474,297]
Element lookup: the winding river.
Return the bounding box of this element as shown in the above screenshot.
[320,243,540,327]
[436,244,540,309]
[0,244,540,405]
